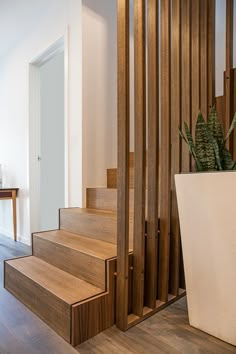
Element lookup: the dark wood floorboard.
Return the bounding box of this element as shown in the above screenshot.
[0,234,235,353]
[78,299,236,354]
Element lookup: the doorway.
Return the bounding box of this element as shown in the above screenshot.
[29,37,68,234]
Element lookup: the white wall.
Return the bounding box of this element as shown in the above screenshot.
[82,0,135,194]
[0,0,82,244]
[40,52,65,231]
[82,0,117,192]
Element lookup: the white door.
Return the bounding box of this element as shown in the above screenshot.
[39,52,65,231]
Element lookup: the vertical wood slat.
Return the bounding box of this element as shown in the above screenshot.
[200,0,208,119]
[225,0,234,151]
[233,69,236,160]
[226,0,233,71]
[158,0,171,303]
[132,0,146,317]
[169,0,181,297]
[146,0,159,309]
[116,0,130,331]
[191,0,200,147]
[207,0,215,109]
[181,0,191,173]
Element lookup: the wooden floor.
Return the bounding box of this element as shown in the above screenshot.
[0,235,235,354]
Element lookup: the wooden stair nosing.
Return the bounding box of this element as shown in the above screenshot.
[32,230,117,289]
[5,256,104,305]
[33,230,117,260]
[59,208,131,244]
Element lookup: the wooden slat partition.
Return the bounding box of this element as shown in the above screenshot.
[225,0,234,150]
[226,0,233,71]
[146,0,159,309]
[116,0,130,331]
[116,0,216,330]
[181,0,191,173]
[158,0,171,303]
[132,0,146,317]
[208,0,215,109]
[191,0,200,141]
[200,0,209,119]
[169,0,181,297]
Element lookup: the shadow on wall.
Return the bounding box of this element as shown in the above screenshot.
[82,0,118,191]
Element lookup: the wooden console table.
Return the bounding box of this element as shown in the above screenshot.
[0,188,19,241]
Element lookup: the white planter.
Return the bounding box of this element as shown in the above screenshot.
[175,172,236,346]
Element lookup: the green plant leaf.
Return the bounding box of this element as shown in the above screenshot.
[205,125,222,170]
[184,122,202,171]
[224,112,236,142]
[178,126,188,145]
[222,148,236,170]
[207,105,224,146]
[195,113,216,171]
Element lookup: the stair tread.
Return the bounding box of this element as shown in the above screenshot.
[65,207,117,217]
[62,207,134,219]
[6,256,103,305]
[34,230,117,260]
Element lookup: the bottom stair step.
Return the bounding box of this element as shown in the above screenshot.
[4,256,104,343]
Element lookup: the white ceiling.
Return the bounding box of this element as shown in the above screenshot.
[0,0,50,59]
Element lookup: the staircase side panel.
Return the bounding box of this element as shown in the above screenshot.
[71,259,116,346]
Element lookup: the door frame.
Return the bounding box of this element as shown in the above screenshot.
[29,32,69,235]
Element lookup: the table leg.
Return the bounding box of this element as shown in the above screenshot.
[12,191,17,241]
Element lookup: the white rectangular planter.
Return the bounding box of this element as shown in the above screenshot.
[175,172,236,346]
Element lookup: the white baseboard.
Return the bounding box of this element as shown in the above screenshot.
[0,226,31,246]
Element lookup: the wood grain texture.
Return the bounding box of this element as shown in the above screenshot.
[181,0,191,172]
[107,168,134,188]
[216,95,226,128]
[33,230,116,289]
[191,0,200,140]
[116,0,130,331]
[87,188,135,212]
[169,0,181,297]
[72,259,116,346]
[233,68,236,160]
[158,0,171,303]
[200,0,208,118]
[78,297,236,354]
[132,0,146,317]
[5,256,103,305]
[146,0,159,309]
[1,236,235,354]
[225,69,234,150]
[5,260,70,343]
[207,0,215,109]
[107,167,148,189]
[226,0,233,71]
[60,208,118,244]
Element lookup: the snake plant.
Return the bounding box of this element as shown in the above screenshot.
[179,106,236,172]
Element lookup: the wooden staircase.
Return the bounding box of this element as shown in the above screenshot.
[4,155,135,347]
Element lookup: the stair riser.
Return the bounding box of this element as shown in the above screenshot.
[33,235,106,289]
[86,189,134,211]
[60,209,118,244]
[5,262,71,343]
[107,168,148,189]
